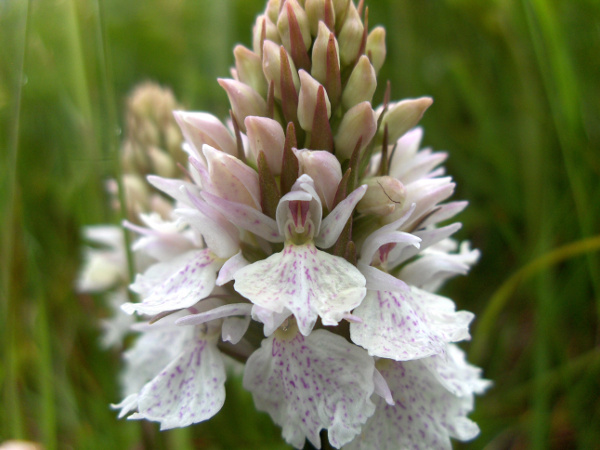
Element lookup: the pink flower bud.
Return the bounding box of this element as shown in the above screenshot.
[366,26,386,73]
[357,176,406,216]
[334,101,377,160]
[203,145,261,209]
[252,14,280,57]
[311,21,339,86]
[245,116,286,175]
[297,69,331,132]
[218,79,268,133]
[277,0,311,57]
[293,149,342,210]
[173,111,238,158]
[234,45,268,97]
[305,0,335,36]
[262,40,300,100]
[337,2,364,66]
[342,55,377,110]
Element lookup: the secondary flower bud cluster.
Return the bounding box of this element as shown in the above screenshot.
[79,1,491,448]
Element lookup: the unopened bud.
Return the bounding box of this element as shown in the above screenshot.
[234,45,268,97]
[297,69,331,131]
[334,101,377,160]
[332,0,351,25]
[366,26,386,73]
[277,0,311,57]
[342,55,376,110]
[252,14,280,57]
[294,149,342,210]
[173,111,237,158]
[203,145,261,209]
[305,0,335,35]
[218,79,268,133]
[262,40,300,100]
[379,97,433,143]
[337,2,364,66]
[357,176,406,216]
[311,21,339,86]
[245,116,285,175]
[266,0,282,23]
[147,146,176,178]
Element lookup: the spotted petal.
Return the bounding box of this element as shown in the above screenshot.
[345,358,481,449]
[234,242,366,335]
[350,286,474,361]
[243,328,376,449]
[123,249,221,315]
[135,332,226,430]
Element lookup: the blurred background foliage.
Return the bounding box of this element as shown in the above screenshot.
[1,0,599,448]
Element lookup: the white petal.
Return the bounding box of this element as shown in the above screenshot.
[422,344,492,397]
[216,251,249,285]
[123,249,220,315]
[315,185,367,249]
[350,286,474,361]
[346,358,481,450]
[120,316,195,396]
[175,303,252,326]
[202,191,282,242]
[358,263,409,293]
[222,316,251,344]
[136,335,226,430]
[252,305,292,336]
[243,329,376,449]
[359,230,421,266]
[388,223,462,267]
[234,243,366,336]
[147,175,200,207]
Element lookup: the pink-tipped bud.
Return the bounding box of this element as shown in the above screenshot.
[277,0,312,57]
[262,40,300,100]
[311,21,339,85]
[202,145,261,210]
[298,69,331,131]
[173,111,238,159]
[305,0,335,35]
[379,97,433,143]
[334,101,377,160]
[252,14,280,58]
[294,149,342,210]
[366,26,386,73]
[218,79,268,133]
[342,55,377,110]
[234,45,268,97]
[357,176,406,216]
[337,2,364,66]
[245,116,286,175]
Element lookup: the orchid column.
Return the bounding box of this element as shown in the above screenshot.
[110,0,490,448]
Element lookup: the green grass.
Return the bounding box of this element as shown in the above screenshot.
[1,0,599,448]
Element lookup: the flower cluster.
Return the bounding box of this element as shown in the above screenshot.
[82,1,491,448]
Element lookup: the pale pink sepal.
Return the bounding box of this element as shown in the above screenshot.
[147,175,200,207]
[252,305,292,336]
[201,191,282,243]
[234,242,366,336]
[173,111,237,157]
[372,368,395,406]
[315,184,367,249]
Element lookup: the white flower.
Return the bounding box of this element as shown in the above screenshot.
[346,345,491,450]
[206,174,368,336]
